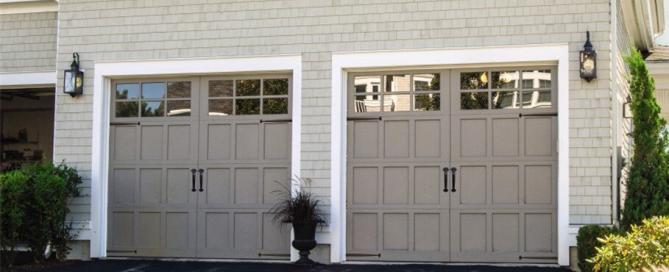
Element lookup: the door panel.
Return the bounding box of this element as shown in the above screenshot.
[346,69,557,263]
[346,72,450,262]
[109,76,292,260]
[449,70,557,263]
[108,122,199,258]
[196,76,291,259]
[108,78,199,258]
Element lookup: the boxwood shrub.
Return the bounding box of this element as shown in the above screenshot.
[577,224,619,272]
[0,162,81,266]
[0,170,29,266]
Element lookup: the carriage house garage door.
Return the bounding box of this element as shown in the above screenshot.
[346,69,558,263]
[107,75,292,259]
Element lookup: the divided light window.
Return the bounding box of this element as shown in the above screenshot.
[208,78,289,116]
[115,81,191,117]
[353,73,440,113]
[460,69,552,110]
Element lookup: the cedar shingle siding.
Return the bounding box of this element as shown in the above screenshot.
[1,0,622,243]
[0,12,57,72]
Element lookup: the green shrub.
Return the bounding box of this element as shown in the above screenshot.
[622,50,669,229]
[0,171,29,266]
[0,162,81,266]
[22,163,82,262]
[577,225,619,272]
[590,216,669,271]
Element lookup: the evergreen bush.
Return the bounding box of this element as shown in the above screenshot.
[621,50,669,229]
[0,162,81,266]
[577,225,619,272]
[0,171,29,266]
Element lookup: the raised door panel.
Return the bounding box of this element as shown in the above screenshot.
[346,113,451,261]
[196,76,291,259]
[448,71,557,263]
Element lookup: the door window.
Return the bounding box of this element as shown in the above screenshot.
[353,73,441,113]
[208,78,289,116]
[115,81,192,117]
[459,69,552,110]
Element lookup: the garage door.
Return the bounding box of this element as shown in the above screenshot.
[346,69,557,263]
[107,76,291,259]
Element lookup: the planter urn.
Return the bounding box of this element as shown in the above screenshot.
[291,221,318,265]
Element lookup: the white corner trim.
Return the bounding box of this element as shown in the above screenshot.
[0,0,58,15]
[568,225,581,247]
[330,44,570,265]
[90,55,302,259]
[0,71,56,88]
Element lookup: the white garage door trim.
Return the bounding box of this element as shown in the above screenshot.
[330,44,570,266]
[91,55,302,259]
[0,71,56,88]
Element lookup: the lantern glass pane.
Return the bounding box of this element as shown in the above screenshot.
[64,71,74,93]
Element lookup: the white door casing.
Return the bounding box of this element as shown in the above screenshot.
[331,45,570,265]
[91,55,302,259]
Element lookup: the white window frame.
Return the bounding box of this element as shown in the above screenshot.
[330,45,570,265]
[90,55,302,259]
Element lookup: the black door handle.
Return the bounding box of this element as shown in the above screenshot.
[442,167,449,192]
[198,169,204,192]
[450,167,457,192]
[190,169,196,192]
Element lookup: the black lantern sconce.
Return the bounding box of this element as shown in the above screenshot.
[579,31,597,82]
[63,52,84,97]
[623,95,632,119]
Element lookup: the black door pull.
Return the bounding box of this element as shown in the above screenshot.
[198,169,204,192]
[190,169,196,192]
[442,167,449,192]
[450,167,457,192]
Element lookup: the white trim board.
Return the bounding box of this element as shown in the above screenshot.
[330,44,570,266]
[0,71,56,88]
[0,0,58,15]
[91,55,302,259]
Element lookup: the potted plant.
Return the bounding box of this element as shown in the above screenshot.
[271,177,326,265]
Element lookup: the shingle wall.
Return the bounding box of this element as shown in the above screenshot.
[0,12,57,73]
[49,0,617,233]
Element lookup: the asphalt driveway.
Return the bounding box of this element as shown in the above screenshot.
[6,259,572,272]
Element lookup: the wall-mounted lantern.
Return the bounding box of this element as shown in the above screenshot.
[623,95,632,119]
[579,31,597,82]
[63,52,84,97]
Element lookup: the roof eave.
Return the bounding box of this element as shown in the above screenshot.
[622,0,665,52]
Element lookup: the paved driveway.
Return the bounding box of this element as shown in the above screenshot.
[8,260,572,272]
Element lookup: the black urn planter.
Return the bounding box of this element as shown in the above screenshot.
[292,221,318,265]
